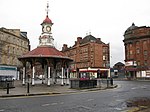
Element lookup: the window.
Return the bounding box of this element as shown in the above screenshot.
[103,47,107,53]
[129,43,132,48]
[136,48,140,54]
[103,55,106,60]
[91,47,93,52]
[13,37,15,44]
[7,56,10,64]
[144,50,147,56]
[90,40,95,43]
[136,41,139,45]
[7,46,9,54]
[144,60,147,66]
[130,50,132,55]
[17,39,20,45]
[103,63,106,67]
[137,61,140,66]
[13,47,15,54]
[143,40,147,45]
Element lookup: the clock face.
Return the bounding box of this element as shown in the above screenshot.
[46,26,51,32]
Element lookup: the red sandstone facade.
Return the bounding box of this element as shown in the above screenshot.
[123,23,150,78]
[62,34,110,70]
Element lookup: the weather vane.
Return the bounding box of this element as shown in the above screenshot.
[45,1,49,16]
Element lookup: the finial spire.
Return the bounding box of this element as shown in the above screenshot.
[46,1,49,16]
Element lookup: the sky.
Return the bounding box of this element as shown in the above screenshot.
[0,0,150,67]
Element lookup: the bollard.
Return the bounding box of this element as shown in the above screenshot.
[110,78,113,86]
[107,79,109,88]
[7,82,9,94]
[27,82,30,93]
[99,79,101,88]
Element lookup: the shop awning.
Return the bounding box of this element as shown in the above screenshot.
[125,67,137,71]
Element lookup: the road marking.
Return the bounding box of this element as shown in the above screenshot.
[116,99,124,102]
[0,109,4,112]
[114,107,122,111]
[78,105,92,110]
[41,102,59,107]
[131,86,147,90]
[51,103,58,105]
[87,99,94,101]
[60,102,64,104]
[42,103,50,106]
[131,87,137,89]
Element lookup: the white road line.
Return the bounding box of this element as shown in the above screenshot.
[80,105,92,110]
[42,102,63,107]
[114,107,123,111]
[41,103,50,106]
[50,103,58,105]
[0,109,4,112]
[115,99,124,102]
[87,99,94,101]
[131,87,137,89]
[60,102,64,104]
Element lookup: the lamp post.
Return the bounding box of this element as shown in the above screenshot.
[6,79,9,94]
[27,75,30,93]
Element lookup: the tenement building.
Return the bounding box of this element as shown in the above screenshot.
[123,23,150,79]
[62,34,110,72]
[0,27,30,79]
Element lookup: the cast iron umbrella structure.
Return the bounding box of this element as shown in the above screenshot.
[18,3,73,86]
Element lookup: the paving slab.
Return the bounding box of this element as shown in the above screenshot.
[0,80,117,98]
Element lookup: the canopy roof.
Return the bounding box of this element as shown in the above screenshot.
[18,46,72,60]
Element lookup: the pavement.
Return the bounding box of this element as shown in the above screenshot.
[0,80,117,98]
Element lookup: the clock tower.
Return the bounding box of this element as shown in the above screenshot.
[39,2,54,47]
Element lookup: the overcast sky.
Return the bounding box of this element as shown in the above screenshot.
[0,0,150,66]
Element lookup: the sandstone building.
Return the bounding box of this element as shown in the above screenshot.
[0,27,30,67]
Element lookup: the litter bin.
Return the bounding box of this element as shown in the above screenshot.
[0,76,15,89]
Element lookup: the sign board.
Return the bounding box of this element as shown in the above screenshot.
[146,70,150,77]
[125,61,137,66]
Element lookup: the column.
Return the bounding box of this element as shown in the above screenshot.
[54,69,57,84]
[61,67,64,86]
[32,66,35,86]
[52,68,54,84]
[22,67,25,85]
[47,66,51,86]
[17,71,20,80]
[66,68,69,85]
[44,65,47,84]
[108,68,111,78]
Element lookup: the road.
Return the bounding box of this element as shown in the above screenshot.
[0,81,150,112]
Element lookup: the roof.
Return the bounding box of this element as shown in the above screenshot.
[42,15,53,24]
[125,23,138,33]
[19,46,72,60]
[114,62,125,66]
[0,27,29,40]
[81,35,97,44]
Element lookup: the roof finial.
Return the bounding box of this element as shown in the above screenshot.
[132,22,135,26]
[89,31,91,35]
[46,1,49,16]
[86,32,88,36]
